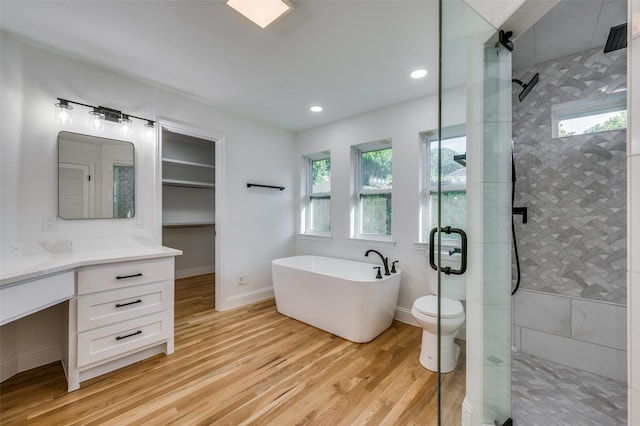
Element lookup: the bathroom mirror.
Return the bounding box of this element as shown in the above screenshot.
[58,131,134,219]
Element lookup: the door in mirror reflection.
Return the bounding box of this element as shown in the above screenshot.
[58,131,134,219]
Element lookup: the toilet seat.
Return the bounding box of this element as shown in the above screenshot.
[414,295,463,319]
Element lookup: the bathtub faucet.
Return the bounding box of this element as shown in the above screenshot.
[365,249,390,275]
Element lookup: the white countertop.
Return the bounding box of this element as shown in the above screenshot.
[1,236,182,286]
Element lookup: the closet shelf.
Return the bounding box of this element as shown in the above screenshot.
[162,221,215,228]
[162,179,215,189]
[162,158,215,169]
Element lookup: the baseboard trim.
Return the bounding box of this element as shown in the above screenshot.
[175,266,215,279]
[0,357,18,383]
[1,344,61,383]
[394,306,417,326]
[222,287,274,311]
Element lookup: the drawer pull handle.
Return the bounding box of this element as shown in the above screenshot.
[116,273,143,280]
[115,299,142,308]
[116,330,142,341]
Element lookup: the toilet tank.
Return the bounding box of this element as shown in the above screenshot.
[426,249,466,301]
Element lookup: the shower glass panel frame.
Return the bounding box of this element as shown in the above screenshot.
[438,0,513,424]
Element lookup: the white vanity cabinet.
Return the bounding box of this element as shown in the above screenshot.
[65,257,175,391]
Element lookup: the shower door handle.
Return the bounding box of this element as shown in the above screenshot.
[429,227,468,275]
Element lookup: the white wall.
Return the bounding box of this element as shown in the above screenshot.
[294,91,466,320]
[0,32,297,376]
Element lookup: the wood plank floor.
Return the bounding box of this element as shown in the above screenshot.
[0,274,465,425]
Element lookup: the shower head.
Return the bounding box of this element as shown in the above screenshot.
[512,73,539,102]
[604,23,627,53]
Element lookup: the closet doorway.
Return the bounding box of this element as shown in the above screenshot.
[158,121,222,310]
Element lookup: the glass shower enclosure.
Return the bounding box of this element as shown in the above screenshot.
[437,0,513,423]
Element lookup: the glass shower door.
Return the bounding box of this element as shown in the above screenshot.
[437,0,513,424]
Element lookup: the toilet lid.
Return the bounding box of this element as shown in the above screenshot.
[414,295,463,318]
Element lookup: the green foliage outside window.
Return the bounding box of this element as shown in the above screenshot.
[311,158,331,193]
[430,147,465,186]
[583,110,627,134]
[361,148,392,190]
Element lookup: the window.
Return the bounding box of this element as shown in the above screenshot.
[421,128,466,243]
[552,91,627,138]
[353,140,392,238]
[303,153,331,233]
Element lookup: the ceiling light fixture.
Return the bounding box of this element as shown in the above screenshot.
[224,0,292,29]
[310,106,323,112]
[410,69,428,79]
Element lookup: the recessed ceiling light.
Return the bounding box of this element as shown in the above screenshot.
[224,0,292,29]
[310,106,323,112]
[410,69,428,79]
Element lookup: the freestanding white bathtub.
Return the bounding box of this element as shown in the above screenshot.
[272,255,401,343]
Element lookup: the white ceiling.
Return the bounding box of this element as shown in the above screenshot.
[0,0,439,132]
[512,0,627,70]
[0,1,627,131]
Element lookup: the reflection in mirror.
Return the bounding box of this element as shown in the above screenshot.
[58,131,134,219]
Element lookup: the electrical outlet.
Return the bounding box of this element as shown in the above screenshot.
[239,273,250,285]
[41,215,58,232]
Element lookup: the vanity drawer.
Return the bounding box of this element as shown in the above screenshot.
[77,311,171,367]
[77,281,173,332]
[77,258,174,295]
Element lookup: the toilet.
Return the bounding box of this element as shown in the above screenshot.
[411,294,465,373]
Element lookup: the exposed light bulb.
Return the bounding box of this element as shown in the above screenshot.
[144,120,156,142]
[89,107,105,132]
[54,100,73,125]
[119,114,133,138]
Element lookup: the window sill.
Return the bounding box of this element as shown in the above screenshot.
[413,241,428,251]
[346,237,396,249]
[296,233,333,243]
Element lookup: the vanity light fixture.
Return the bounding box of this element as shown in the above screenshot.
[310,105,323,112]
[118,114,133,138]
[144,120,156,141]
[224,0,292,29]
[55,98,156,135]
[54,99,73,125]
[89,107,105,132]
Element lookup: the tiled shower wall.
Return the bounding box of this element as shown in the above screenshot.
[513,46,627,304]
[512,47,627,381]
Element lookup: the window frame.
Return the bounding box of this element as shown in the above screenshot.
[302,152,331,235]
[352,139,393,240]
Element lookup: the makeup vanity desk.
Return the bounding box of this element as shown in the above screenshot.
[0,237,182,391]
